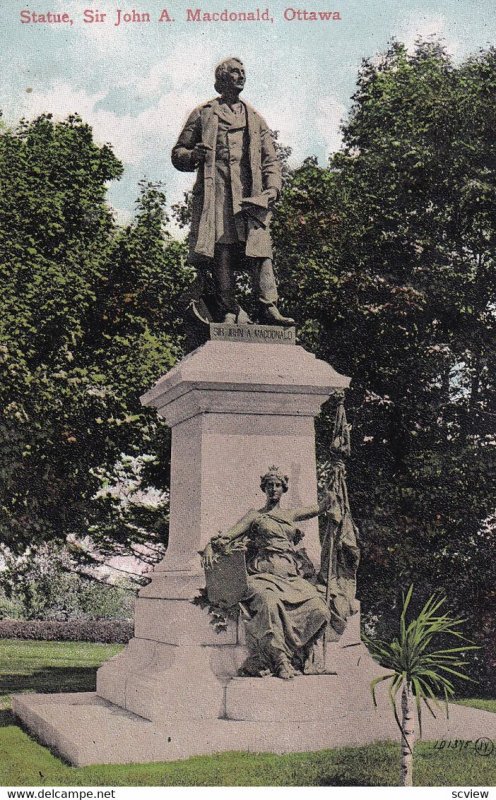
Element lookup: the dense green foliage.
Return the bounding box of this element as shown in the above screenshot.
[273,42,496,693]
[0,114,190,565]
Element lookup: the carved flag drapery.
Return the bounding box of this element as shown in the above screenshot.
[319,391,360,640]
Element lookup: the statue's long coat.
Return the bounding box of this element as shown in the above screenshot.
[171,97,282,262]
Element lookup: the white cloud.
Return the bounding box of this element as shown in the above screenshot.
[21,83,138,162]
[53,0,135,52]
[19,81,200,166]
[109,205,133,226]
[315,95,346,157]
[265,95,309,163]
[23,83,106,122]
[398,12,460,56]
[136,40,218,97]
[135,61,172,99]
[266,91,345,164]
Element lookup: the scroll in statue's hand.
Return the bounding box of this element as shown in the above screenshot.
[192,142,212,164]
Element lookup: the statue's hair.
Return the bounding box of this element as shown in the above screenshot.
[214,57,244,94]
[260,466,289,493]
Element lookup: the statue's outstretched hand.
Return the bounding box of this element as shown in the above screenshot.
[321,489,336,513]
[201,542,218,571]
[200,534,230,570]
[292,528,305,545]
[263,187,278,206]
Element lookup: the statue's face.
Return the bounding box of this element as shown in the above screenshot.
[264,477,284,503]
[222,60,246,93]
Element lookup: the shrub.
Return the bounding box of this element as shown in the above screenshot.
[0,618,133,643]
[0,594,24,620]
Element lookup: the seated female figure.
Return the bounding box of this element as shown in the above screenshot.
[202,466,333,680]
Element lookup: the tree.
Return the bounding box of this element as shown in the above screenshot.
[87,453,169,575]
[82,180,193,566]
[273,41,496,693]
[0,542,134,620]
[365,586,476,786]
[0,116,190,567]
[0,113,123,554]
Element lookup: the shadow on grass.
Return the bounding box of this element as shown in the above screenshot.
[0,709,16,728]
[0,666,97,697]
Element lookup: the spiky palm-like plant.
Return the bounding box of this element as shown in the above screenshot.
[365,586,478,786]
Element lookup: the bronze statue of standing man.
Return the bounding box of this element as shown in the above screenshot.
[172,57,294,326]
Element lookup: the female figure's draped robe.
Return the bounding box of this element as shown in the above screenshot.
[220,507,332,673]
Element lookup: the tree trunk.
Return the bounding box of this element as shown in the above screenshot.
[400,680,415,786]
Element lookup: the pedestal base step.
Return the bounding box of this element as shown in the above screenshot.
[225,674,360,721]
[12,690,496,767]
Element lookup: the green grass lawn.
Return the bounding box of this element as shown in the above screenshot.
[1,638,495,787]
[0,639,123,711]
[455,698,496,713]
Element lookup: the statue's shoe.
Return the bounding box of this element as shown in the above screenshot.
[274,654,296,680]
[238,655,270,677]
[236,307,253,324]
[260,304,295,327]
[276,662,296,680]
[223,307,253,325]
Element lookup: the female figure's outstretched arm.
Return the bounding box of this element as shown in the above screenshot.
[290,493,332,523]
[202,509,258,569]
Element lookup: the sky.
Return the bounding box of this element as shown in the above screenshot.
[1,0,494,226]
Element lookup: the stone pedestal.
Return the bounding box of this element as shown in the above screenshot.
[96,335,351,723]
[141,336,350,578]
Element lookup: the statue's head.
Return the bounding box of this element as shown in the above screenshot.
[214,57,245,95]
[260,465,289,494]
